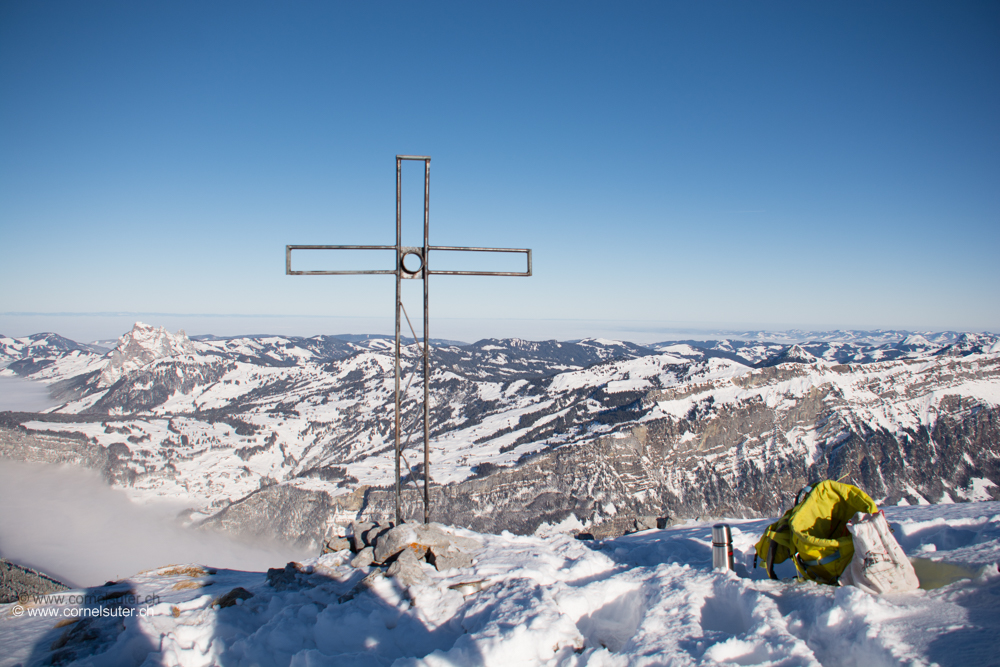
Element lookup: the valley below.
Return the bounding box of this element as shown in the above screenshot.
[2,323,999,551]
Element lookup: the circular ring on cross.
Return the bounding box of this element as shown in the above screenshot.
[400,250,424,276]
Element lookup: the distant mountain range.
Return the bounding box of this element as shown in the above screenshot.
[2,322,998,548]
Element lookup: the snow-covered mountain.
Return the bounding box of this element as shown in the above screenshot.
[0,333,106,383]
[1,323,999,547]
[98,322,197,387]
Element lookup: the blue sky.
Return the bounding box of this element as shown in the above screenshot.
[1,1,998,344]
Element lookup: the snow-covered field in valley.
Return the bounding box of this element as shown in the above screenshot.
[2,502,998,667]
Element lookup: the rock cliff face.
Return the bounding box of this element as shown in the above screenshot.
[98,323,196,387]
[360,405,1000,534]
[357,360,1000,534]
[0,420,128,485]
[196,484,334,550]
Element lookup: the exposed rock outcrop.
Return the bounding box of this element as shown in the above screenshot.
[99,323,196,388]
[1,558,69,604]
[197,484,333,550]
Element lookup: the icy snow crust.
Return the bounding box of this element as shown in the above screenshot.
[2,502,999,667]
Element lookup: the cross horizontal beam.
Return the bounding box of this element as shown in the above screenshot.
[285,155,532,525]
[286,245,532,277]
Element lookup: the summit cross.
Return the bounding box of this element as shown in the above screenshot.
[286,155,532,524]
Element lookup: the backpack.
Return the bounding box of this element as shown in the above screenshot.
[754,480,878,584]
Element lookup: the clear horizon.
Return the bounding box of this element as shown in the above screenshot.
[1,311,994,347]
[2,2,998,336]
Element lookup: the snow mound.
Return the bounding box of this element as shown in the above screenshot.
[896,334,936,352]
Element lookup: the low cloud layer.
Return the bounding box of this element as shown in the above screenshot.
[0,376,59,412]
[0,461,308,587]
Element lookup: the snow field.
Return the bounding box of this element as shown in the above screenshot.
[11,332,1000,521]
[2,503,999,666]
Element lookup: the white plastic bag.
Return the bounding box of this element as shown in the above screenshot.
[839,510,920,594]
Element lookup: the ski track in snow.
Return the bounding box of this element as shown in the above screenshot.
[2,502,999,667]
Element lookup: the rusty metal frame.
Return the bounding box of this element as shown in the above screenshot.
[286,155,531,525]
[285,245,531,277]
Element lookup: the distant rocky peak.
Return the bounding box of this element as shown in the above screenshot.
[98,322,196,387]
[486,337,529,350]
[762,344,819,367]
[896,334,934,351]
[787,343,817,359]
[937,332,1000,357]
[578,337,624,347]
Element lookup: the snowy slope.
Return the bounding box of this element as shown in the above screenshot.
[1,502,998,667]
[0,333,107,385]
[2,324,1000,542]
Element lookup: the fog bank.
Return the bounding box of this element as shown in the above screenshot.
[0,375,59,412]
[0,461,308,587]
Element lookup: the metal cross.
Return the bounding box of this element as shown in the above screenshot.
[286,155,532,524]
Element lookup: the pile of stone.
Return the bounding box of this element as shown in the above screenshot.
[325,521,482,587]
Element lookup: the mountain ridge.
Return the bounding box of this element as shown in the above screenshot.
[2,322,998,547]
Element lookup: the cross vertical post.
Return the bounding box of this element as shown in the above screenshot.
[394,155,432,525]
[287,155,532,525]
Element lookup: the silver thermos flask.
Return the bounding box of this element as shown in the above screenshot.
[712,524,734,571]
